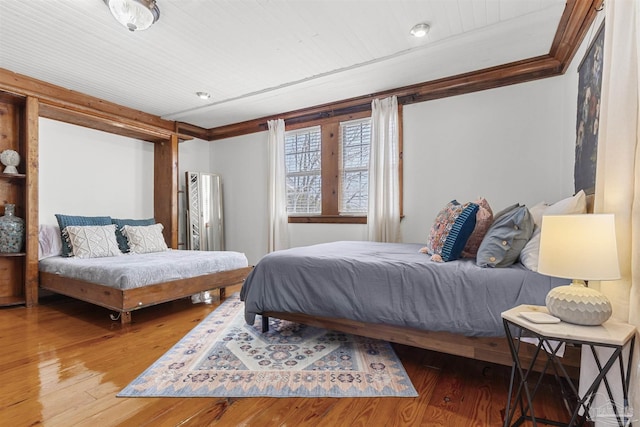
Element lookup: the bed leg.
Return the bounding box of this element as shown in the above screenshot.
[219,287,226,300]
[261,315,269,333]
[121,311,132,325]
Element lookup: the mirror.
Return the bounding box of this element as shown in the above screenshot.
[185,172,224,251]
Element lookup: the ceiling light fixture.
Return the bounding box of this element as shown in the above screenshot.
[410,23,430,38]
[103,0,160,32]
[196,92,211,100]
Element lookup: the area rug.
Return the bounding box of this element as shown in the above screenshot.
[118,293,417,398]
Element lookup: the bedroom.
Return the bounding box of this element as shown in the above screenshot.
[1,0,639,425]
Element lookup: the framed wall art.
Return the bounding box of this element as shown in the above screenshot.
[574,21,605,195]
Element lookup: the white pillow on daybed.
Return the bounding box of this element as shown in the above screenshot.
[122,223,169,254]
[64,224,122,259]
[38,224,63,260]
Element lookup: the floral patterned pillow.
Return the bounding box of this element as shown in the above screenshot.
[425,200,479,262]
[462,197,493,258]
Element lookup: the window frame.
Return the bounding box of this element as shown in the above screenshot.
[285,108,403,224]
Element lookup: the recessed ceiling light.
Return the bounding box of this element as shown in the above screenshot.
[196,92,211,100]
[410,23,430,38]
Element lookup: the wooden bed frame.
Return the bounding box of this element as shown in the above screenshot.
[262,310,581,377]
[257,196,594,374]
[40,266,253,325]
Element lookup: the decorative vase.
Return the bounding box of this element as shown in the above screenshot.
[0,204,24,253]
[545,281,612,326]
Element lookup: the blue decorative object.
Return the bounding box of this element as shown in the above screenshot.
[0,204,24,253]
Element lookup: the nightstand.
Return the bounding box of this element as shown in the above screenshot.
[502,304,636,427]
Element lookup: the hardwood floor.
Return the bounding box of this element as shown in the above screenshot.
[0,285,570,426]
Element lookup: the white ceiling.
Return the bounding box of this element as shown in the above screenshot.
[0,0,565,129]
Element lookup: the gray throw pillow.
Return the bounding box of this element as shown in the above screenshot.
[476,205,534,268]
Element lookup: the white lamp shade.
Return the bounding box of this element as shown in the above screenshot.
[537,214,620,281]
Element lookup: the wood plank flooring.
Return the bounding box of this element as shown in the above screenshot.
[0,285,570,426]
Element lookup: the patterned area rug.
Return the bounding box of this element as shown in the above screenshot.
[118,293,417,398]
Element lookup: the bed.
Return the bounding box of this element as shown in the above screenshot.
[242,193,590,373]
[37,223,252,325]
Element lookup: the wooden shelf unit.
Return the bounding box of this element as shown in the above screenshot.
[0,92,38,307]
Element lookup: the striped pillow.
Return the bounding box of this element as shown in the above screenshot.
[426,200,479,262]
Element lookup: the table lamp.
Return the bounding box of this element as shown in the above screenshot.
[537,214,620,325]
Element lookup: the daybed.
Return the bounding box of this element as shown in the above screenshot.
[241,194,589,372]
[38,222,252,325]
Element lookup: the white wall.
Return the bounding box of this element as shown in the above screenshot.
[39,124,214,248]
[401,75,576,243]
[211,73,579,265]
[177,138,212,248]
[39,118,155,225]
[208,132,270,264]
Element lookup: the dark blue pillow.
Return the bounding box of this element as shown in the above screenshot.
[111,218,155,252]
[55,214,113,257]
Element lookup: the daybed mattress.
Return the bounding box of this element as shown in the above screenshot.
[240,241,570,337]
[39,250,249,290]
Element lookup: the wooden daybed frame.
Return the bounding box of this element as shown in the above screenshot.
[40,266,253,325]
[262,310,581,377]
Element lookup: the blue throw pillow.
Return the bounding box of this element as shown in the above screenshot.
[55,214,113,257]
[476,205,534,268]
[426,200,479,262]
[111,217,156,252]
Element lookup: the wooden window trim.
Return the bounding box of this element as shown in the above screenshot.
[286,107,403,224]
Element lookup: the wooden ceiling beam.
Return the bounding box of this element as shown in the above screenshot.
[204,55,563,141]
[0,68,185,143]
[550,0,603,73]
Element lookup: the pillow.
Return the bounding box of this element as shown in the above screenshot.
[462,198,493,258]
[425,200,479,262]
[122,223,169,254]
[111,217,156,253]
[476,205,534,268]
[519,202,549,271]
[544,190,587,216]
[63,224,121,259]
[55,214,113,257]
[520,192,587,271]
[38,224,62,260]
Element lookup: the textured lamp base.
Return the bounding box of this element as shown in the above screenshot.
[545,281,612,326]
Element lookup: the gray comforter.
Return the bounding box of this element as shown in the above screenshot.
[240,241,569,337]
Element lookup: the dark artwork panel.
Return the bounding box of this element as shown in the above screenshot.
[575,22,605,195]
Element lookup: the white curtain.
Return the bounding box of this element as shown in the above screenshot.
[367,95,401,242]
[588,0,640,420]
[267,119,289,252]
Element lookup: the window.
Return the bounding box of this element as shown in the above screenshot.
[284,110,402,224]
[284,126,322,214]
[339,118,370,214]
